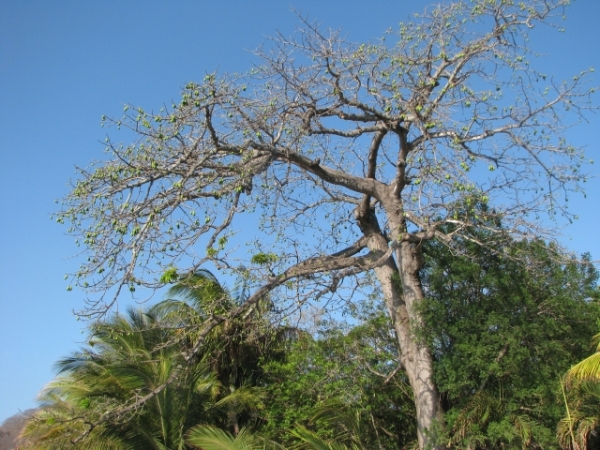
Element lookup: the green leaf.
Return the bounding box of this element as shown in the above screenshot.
[251,253,278,265]
[160,266,179,284]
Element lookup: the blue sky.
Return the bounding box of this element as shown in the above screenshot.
[1,0,599,423]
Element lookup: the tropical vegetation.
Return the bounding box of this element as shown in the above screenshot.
[55,0,596,446]
[20,237,600,449]
[22,0,599,447]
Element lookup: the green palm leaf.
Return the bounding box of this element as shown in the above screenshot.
[567,332,600,382]
[186,425,272,450]
[289,426,361,450]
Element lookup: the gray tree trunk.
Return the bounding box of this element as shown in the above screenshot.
[396,240,444,450]
[359,206,444,450]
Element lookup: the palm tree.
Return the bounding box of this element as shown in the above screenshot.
[566,331,600,382]
[19,389,129,450]
[558,330,600,450]
[185,410,368,450]
[186,425,281,450]
[185,422,365,450]
[156,270,294,436]
[22,270,284,449]
[21,307,223,449]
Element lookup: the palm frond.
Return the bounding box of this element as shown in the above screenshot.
[567,352,600,383]
[289,426,360,450]
[186,425,271,450]
[213,386,266,413]
[166,270,233,315]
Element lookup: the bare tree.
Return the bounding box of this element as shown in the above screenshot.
[58,1,596,448]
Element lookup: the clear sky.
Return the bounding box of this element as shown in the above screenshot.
[1,0,599,423]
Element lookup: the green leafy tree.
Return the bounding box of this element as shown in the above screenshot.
[21,307,225,449]
[58,1,596,447]
[23,271,288,448]
[258,238,598,449]
[421,238,600,449]
[261,314,416,449]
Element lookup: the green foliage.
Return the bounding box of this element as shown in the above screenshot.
[558,378,600,450]
[566,327,600,382]
[160,266,179,284]
[22,307,224,450]
[256,236,598,449]
[187,425,283,450]
[162,269,232,317]
[290,425,362,450]
[558,324,600,449]
[420,238,600,449]
[251,253,278,265]
[26,239,600,449]
[23,271,282,449]
[261,315,416,449]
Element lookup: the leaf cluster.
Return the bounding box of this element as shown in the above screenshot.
[420,238,600,448]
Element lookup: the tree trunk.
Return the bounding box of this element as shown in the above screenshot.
[229,409,240,436]
[396,240,444,450]
[360,210,444,450]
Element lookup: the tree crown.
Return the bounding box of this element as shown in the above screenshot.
[58,0,595,318]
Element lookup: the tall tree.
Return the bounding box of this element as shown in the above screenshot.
[58,1,595,447]
[421,238,600,448]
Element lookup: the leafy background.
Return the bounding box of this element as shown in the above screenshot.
[1,0,599,425]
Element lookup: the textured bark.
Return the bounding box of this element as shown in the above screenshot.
[395,241,444,449]
[357,203,444,449]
